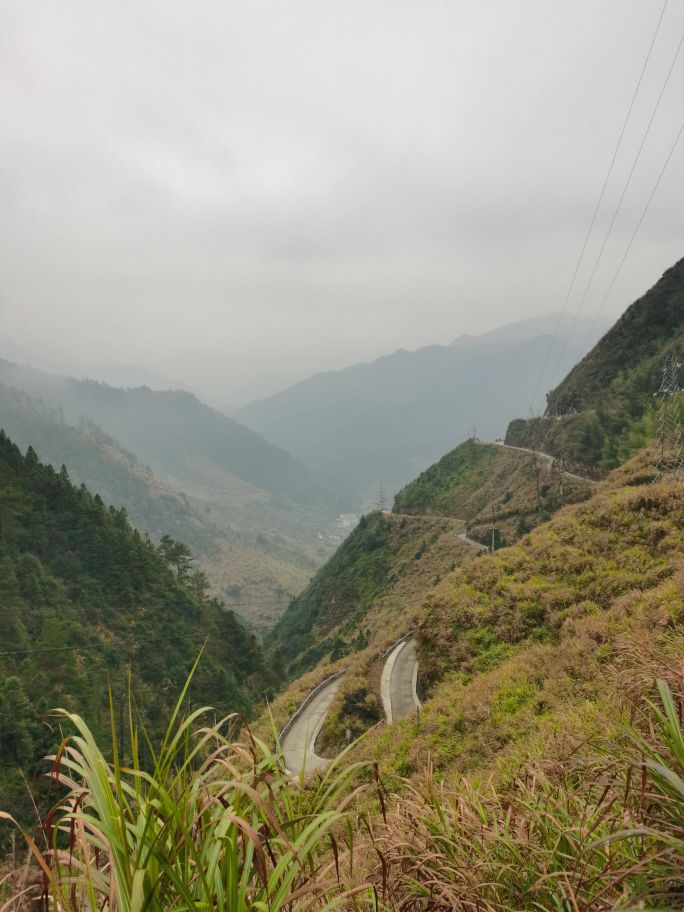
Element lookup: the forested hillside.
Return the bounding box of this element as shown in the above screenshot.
[0,383,313,632]
[506,258,684,470]
[0,431,278,834]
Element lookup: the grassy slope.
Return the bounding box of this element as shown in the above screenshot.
[265,448,683,778]
[268,511,471,673]
[261,512,477,749]
[394,438,591,544]
[506,257,684,471]
[0,383,314,632]
[266,439,593,750]
[352,450,684,789]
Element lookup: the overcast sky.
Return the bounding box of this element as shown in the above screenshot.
[1,0,683,405]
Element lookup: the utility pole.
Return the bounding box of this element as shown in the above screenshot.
[378,485,387,511]
[490,478,496,554]
[552,452,566,505]
[530,443,542,511]
[653,354,683,481]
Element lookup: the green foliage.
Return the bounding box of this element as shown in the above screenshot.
[0,431,280,839]
[268,511,391,670]
[2,675,373,911]
[157,534,194,580]
[393,439,499,515]
[507,257,684,471]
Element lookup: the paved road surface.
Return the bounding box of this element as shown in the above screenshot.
[281,676,343,775]
[491,440,589,483]
[381,637,421,723]
[457,530,488,550]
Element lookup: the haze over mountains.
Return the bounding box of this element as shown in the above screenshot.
[0,361,342,632]
[237,313,608,503]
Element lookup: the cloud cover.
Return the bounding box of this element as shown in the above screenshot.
[1,0,683,403]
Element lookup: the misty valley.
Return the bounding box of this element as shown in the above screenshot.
[2,2,684,908]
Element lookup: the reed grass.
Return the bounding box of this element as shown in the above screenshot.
[2,669,374,911]
[3,673,683,910]
[372,680,684,910]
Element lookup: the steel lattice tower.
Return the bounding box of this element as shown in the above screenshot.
[652,353,683,481]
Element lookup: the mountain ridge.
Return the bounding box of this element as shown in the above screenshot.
[236,315,605,503]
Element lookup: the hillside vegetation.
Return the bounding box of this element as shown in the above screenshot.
[268,510,472,675]
[0,430,278,835]
[0,381,326,632]
[353,451,683,786]
[0,359,327,506]
[394,438,591,543]
[0,361,342,587]
[506,257,684,471]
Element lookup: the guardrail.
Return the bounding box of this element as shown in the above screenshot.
[278,668,347,743]
[380,631,413,660]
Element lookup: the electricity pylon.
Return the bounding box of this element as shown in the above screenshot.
[378,486,387,511]
[652,353,683,482]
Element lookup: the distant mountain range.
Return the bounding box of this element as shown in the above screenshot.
[0,359,328,508]
[0,361,343,631]
[236,313,608,504]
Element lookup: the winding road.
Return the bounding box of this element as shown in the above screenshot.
[381,636,421,723]
[280,674,344,775]
[281,440,594,773]
[491,439,590,483]
[457,530,488,550]
[281,526,490,772]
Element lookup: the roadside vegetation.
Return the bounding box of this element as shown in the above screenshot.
[2,667,683,910]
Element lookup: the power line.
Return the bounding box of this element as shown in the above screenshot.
[0,599,292,620]
[0,631,212,661]
[652,354,683,481]
[527,0,670,414]
[545,23,684,401]
[531,112,684,465]
[581,114,684,351]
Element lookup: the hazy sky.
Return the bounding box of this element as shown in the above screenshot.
[1,0,683,404]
